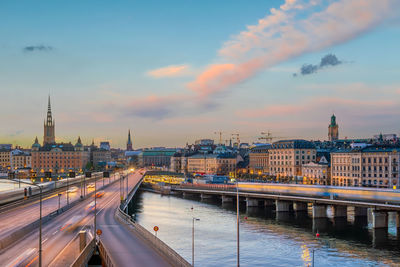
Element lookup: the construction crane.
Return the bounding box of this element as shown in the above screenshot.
[258,131,282,143]
[231,133,240,147]
[214,131,223,145]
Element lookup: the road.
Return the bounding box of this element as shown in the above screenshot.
[97,171,171,267]
[0,170,171,267]
[0,173,121,267]
[0,174,116,243]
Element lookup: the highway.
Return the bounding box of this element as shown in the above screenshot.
[0,170,171,267]
[0,174,115,246]
[0,173,120,267]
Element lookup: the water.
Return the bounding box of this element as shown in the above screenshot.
[129,191,400,267]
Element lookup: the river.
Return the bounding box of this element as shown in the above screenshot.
[129,190,400,267]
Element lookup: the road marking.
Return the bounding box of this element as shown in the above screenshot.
[52,230,58,235]
[25,255,38,267]
[42,238,48,243]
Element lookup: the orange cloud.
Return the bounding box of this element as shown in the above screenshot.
[188,0,399,98]
[147,64,191,78]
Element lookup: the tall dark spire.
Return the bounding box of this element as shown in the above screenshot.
[127,129,133,151]
[43,95,55,145]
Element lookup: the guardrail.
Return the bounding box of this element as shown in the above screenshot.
[98,239,116,267]
[116,207,191,267]
[70,238,96,267]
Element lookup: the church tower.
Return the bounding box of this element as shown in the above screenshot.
[328,114,339,141]
[43,96,55,145]
[126,129,133,151]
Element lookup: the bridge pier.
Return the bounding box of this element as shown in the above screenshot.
[201,193,213,200]
[275,200,291,212]
[331,205,347,218]
[264,200,274,207]
[182,192,196,198]
[347,206,367,223]
[371,210,388,229]
[221,195,233,203]
[293,202,307,212]
[312,205,327,218]
[246,198,259,207]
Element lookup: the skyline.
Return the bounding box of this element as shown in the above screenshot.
[1,0,400,148]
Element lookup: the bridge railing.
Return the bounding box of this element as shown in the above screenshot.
[177,183,236,191]
[116,206,191,267]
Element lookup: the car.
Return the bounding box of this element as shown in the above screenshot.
[67,186,78,193]
[95,191,105,198]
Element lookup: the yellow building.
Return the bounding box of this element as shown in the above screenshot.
[187,153,237,175]
[248,144,270,175]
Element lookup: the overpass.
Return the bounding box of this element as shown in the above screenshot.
[171,184,400,229]
[0,170,190,267]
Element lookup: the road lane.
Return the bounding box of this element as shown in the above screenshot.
[0,174,117,243]
[0,173,123,267]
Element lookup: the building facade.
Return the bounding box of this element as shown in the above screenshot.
[10,150,31,170]
[139,148,177,168]
[328,114,339,141]
[248,144,270,175]
[269,140,316,178]
[187,153,236,175]
[302,161,330,185]
[0,149,11,170]
[331,146,400,188]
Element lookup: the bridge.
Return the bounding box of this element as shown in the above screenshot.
[170,183,400,230]
[0,170,190,267]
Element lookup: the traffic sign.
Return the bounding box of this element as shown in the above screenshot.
[153,226,159,232]
[96,229,102,236]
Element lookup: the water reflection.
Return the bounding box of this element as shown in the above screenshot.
[130,190,400,267]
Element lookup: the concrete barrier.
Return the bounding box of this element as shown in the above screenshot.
[70,238,96,267]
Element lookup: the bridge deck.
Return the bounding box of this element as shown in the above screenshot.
[173,187,400,211]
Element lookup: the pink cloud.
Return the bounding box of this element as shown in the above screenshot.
[188,0,399,98]
[147,64,191,78]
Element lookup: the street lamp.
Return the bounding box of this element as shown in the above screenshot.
[236,178,240,267]
[192,217,200,267]
[94,172,97,248]
[15,180,43,267]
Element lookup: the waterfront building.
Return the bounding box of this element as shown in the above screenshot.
[301,156,330,185]
[10,149,31,170]
[92,148,112,167]
[331,146,400,188]
[139,148,177,168]
[269,140,316,178]
[187,153,237,175]
[328,114,339,141]
[100,141,110,151]
[127,129,133,151]
[0,148,11,170]
[31,98,89,175]
[248,144,270,175]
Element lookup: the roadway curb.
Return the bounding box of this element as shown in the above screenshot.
[0,177,120,252]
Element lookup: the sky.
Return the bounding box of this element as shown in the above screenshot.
[0,0,400,149]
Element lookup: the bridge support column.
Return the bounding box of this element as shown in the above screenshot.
[79,230,87,252]
[332,205,347,218]
[371,210,388,229]
[312,205,327,218]
[275,200,291,212]
[221,195,233,203]
[397,212,400,229]
[201,193,212,200]
[246,198,259,207]
[293,202,307,212]
[264,200,274,207]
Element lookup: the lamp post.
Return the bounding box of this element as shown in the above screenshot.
[16,180,43,267]
[236,178,240,267]
[192,217,200,267]
[94,172,97,247]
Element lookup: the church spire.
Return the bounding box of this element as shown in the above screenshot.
[127,129,133,151]
[43,95,55,145]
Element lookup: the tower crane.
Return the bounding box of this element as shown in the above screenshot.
[258,131,283,143]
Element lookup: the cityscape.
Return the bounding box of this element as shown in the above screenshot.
[1,0,400,267]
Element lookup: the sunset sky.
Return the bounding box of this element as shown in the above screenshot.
[1,0,400,148]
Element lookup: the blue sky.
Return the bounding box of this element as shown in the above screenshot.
[0,0,399,148]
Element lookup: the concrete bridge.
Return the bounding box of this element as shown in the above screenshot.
[172,184,400,230]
